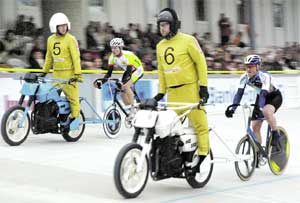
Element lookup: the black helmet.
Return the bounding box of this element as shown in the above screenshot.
[157,8,181,39]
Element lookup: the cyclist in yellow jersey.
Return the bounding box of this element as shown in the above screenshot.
[154,8,210,173]
[94,38,144,119]
[41,13,82,130]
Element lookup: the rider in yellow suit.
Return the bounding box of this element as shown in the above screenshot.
[42,13,82,121]
[154,8,210,170]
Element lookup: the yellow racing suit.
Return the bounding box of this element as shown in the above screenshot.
[43,32,82,118]
[156,32,209,155]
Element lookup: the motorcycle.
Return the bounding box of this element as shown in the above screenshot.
[114,99,213,198]
[1,73,85,146]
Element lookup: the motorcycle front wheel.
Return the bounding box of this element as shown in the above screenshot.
[1,106,30,146]
[114,143,149,198]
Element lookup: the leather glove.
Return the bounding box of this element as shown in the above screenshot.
[74,74,83,82]
[153,93,165,101]
[38,72,47,77]
[93,78,102,89]
[68,77,78,84]
[140,98,158,109]
[199,86,209,103]
[225,108,235,118]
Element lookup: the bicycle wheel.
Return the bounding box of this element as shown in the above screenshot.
[268,127,290,175]
[185,149,214,188]
[103,105,122,139]
[114,143,149,198]
[62,111,85,142]
[1,106,30,146]
[235,135,257,181]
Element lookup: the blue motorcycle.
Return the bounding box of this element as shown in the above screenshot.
[1,73,85,146]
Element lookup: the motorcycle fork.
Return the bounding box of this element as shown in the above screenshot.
[136,128,154,172]
[18,95,34,128]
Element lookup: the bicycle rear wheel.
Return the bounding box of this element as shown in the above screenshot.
[268,126,290,175]
[235,135,256,181]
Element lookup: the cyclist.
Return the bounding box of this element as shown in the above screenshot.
[225,54,282,148]
[153,8,210,174]
[94,38,144,120]
[41,12,83,132]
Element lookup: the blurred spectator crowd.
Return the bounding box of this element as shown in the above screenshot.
[1,14,300,72]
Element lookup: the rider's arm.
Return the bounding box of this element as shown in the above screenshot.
[69,36,82,75]
[258,90,268,109]
[187,36,208,87]
[121,65,132,83]
[104,67,113,79]
[105,54,114,79]
[156,43,167,94]
[42,37,53,73]
[257,72,271,109]
[232,74,247,110]
[232,88,244,109]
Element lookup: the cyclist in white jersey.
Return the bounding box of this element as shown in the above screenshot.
[225,55,282,148]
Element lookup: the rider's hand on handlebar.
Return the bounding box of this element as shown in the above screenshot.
[93,78,103,89]
[225,108,235,118]
[199,86,209,104]
[68,78,78,84]
[38,72,47,77]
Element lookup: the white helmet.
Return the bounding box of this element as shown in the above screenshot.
[110,38,124,47]
[49,12,71,33]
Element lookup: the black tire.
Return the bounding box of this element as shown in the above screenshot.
[103,105,122,139]
[268,127,290,175]
[235,136,257,181]
[114,143,149,198]
[62,110,85,142]
[185,149,214,188]
[1,106,30,146]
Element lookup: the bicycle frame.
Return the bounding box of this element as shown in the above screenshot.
[78,97,115,125]
[241,104,271,157]
[106,79,140,117]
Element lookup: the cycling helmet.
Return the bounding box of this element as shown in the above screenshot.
[157,8,181,39]
[49,13,71,33]
[244,54,262,65]
[110,38,124,47]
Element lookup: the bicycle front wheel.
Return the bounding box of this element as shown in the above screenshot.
[268,127,290,175]
[235,135,256,181]
[103,105,122,139]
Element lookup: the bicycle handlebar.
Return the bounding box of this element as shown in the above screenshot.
[226,103,258,112]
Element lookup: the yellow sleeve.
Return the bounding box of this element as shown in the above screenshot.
[42,37,53,73]
[187,37,208,86]
[69,36,81,75]
[156,46,166,94]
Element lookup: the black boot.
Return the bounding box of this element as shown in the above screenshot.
[187,155,207,177]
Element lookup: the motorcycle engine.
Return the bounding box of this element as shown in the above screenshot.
[152,135,184,177]
[31,101,59,133]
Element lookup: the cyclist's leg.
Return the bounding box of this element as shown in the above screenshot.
[121,80,134,105]
[252,120,263,144]
[264,90,283,146]
[251,103,264,144]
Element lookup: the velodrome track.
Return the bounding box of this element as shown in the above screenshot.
[0,107,299,203]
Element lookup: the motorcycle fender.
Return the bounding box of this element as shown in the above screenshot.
[20,82,39,96]
[132,110,158,128]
